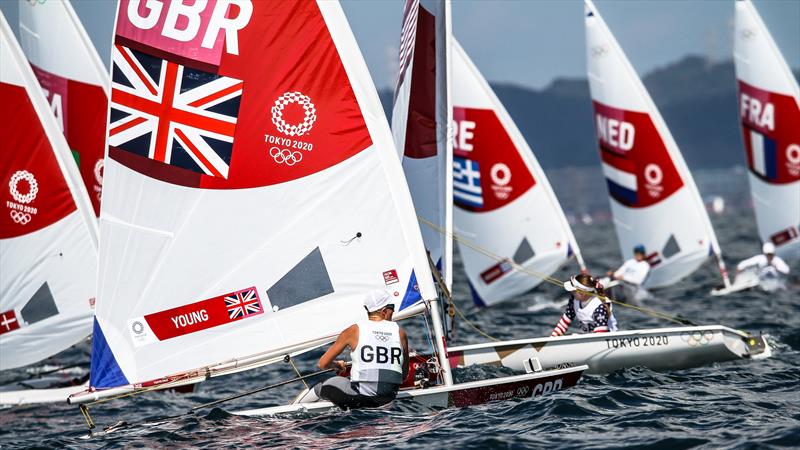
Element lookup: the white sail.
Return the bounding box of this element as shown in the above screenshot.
[0,12,97,370]
[391,0,453,291]
[451,39,586,307]
[87,0,437,391]
[18,0,110,216]
[734,0,800,262]
[584,0,729,288]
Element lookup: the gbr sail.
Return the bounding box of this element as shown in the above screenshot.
[391,0,453,290]
[584,0,729,289]
[452,39,586,307]
[734,0,800,261]
[18,0,110,216]
[0,12,97,370]
[85,0,437,394]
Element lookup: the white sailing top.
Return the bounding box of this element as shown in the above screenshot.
[613,259,651,286]
[351,319,404,388]
[736,254,790,277]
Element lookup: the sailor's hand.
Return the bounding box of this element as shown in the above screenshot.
[333,360,347,374]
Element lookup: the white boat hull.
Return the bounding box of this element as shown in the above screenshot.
[447,326,770,375]
[234,365,586,417]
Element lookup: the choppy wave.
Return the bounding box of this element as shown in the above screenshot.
[1,214,798,449]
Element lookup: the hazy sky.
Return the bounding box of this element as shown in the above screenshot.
[2,0,797,90]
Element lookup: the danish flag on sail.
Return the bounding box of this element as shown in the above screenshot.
[109,45,242,179]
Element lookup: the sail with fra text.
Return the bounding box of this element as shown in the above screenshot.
[734,0,800,261]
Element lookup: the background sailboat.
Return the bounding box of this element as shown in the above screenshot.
[451,39,586,308]
[0,11,97,400]
[584,0,730,289]
[734,0,800,262]
[18,0,109,216]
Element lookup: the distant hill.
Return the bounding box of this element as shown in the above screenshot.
[378,55,800,170]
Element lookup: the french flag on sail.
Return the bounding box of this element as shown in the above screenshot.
[601,160,637,206]
[453,157,484,208]
[745,127,778,180]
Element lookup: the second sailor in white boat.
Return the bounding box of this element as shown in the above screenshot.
[603,244,651,302]
[552,274,618,336]
[734,242,790,290]
[301,290,409,409]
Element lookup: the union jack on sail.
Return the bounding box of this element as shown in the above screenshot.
[108,44,243,179]
[224,288,263,320]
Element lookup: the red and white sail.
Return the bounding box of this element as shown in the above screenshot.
[0,12,97,370]
[391,0,453,290]
[86,0,437,392]
[18,0,110,216]
[584,0,729,288]
[452,40,586,307]
[734,0,800,261]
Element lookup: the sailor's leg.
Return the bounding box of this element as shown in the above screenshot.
[316,376,362,409]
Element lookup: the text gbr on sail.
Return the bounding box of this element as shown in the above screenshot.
[125,0,253,55]
[740,93,774,131]
[596,114,635,151]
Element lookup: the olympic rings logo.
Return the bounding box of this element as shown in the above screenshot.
[10,210,32,225]
[270,147,303,166]
[271,92,317,137]
[9,170,38,204]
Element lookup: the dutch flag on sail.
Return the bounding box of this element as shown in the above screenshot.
[746,127,778,180]
[453,157,483,208]
[601,160,637,206]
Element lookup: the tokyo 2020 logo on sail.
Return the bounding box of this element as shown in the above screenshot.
[7,170,39,225]
[9,170,38,204]
[271,92,317,137]
[265,92,318,167]
[644,163,664,198]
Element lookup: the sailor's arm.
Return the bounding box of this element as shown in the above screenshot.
[772,256,790,274]
[737,255,762,272]
[317,324,358,372]
[400,328,409,379]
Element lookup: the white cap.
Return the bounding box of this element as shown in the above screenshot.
[563,275,596,293]
[363,289,393,312]
[762,242,776,254]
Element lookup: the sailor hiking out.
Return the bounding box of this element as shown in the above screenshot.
[736,242,790,279]
[552,274,618,336]
[302,290,409,410]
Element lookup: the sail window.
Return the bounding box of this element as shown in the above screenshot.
[513,238,536,264]
[20,282,59,325]
[266,247,334,310]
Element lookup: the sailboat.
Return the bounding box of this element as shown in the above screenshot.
[733,0,799,263]
[0,11,98,404]
[435,0,772,376]
[450,38,586,308]
[391,0,454,299]
[68,1,585,420]
[583,0,731,291]
[18,0,110,216]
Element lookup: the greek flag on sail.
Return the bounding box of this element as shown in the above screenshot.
[453,157,483,208]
